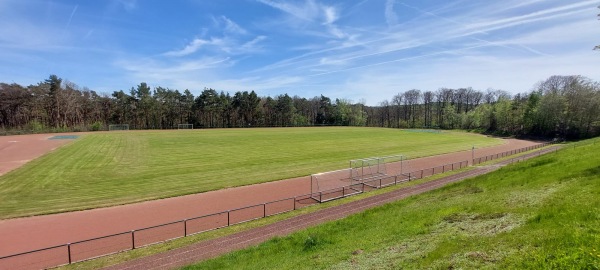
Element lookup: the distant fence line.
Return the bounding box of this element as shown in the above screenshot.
[471,143,550,165]
[0,142,553,270]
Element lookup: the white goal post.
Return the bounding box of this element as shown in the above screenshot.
[108,124,129,131]
[177,124,194,130]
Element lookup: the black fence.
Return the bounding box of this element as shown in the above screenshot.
[472,143,551,165]
[0,143,553,270]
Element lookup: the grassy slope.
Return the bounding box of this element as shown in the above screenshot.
[185,140,600,269]
[0,127,499,219]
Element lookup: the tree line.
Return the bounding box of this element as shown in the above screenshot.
[1,74,599,139]
[367,75,600,139]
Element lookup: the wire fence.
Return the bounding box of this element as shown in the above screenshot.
[0,142,554,270]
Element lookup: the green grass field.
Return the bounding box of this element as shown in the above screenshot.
[184,140,600,269]
[0,127,501,219]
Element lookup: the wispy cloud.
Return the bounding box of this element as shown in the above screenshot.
[464,0,596,32]
[385,0,398,27]
[241,36,267,51]
[2,0,598,105]
[164,16,265,57]
[258,0,348,39]
[164,38,222,57]
[243,0,599,103]
[257,0,320,22]
[213,15,248,35]
[120,56,232,75]
[65,5,78,30]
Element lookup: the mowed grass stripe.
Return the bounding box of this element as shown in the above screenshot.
[0,127,500,218]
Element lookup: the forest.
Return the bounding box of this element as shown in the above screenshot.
[0,74,599,139]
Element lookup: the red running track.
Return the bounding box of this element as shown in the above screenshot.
[0,136,537,265]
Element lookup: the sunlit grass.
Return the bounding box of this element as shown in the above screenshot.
[0,127,500,219]
[184,140,600,269]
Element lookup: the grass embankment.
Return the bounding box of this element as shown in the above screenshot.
[184,140,600,269]
[0,127,500,219]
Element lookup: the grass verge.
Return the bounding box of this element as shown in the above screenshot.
[182,140,600,269]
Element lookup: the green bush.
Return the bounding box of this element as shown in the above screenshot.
[90,121,103,131]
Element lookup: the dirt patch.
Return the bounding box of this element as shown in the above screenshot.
[0,133,80,176]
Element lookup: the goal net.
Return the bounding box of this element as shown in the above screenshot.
[177,124,194,130]
[310,153,409,202]
[310,168,361,202]
[349,157,386,182]
[108,124,129,131]
[379,154,412,182]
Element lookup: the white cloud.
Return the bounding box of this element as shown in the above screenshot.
[241,0,600,105]
[258,0,348,39]
[164,15,264,58]
[215,16,248,35]
[257,0,320,22]
[465,0,595,31]
[6,0,590,106]
[385,0,398,27]
[322,6,338,24]
[164,38,219,57]
[241,36,267,52]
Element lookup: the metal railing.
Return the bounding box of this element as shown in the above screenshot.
[0,143,552,270]
[472,143,551,165]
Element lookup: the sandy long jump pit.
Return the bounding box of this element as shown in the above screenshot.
[0,133,79,176]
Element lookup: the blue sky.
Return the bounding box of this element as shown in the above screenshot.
[1,0,598,105]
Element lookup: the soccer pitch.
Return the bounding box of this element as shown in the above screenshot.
[0,127,501,218]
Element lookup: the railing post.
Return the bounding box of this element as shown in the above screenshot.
[184,219,187,237]
[263,203,266,217]
[227,211,230,226]
[67,243,72,264]
[131,230,135,250]
[293,196,296,210]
